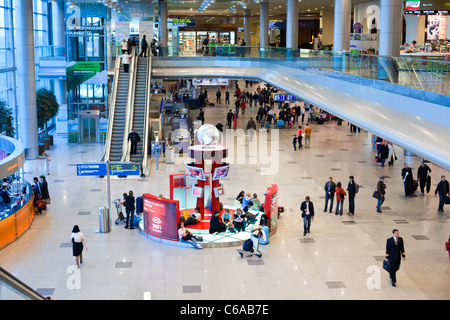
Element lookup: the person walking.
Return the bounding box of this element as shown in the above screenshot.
[435,175,450,212]
[121,51,130,73]
[300,196,314,236]
[347,175,358,215]
[246,117,257,141]
[334,182,346,215]
[417,161,432,196]
[323,177,336,213]
[71,225,87,269]
[385,229,406,287]
[378,141,389,167]
[292,135,298,151]
[376,176,387,213]
[304,123,311,148]
[401,163,415,197]
[124,191,136,229]
[297,125,303,149]
[226,109,233,129]
[216,89,222,104]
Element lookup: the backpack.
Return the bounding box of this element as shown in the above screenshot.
[243,239,254,252]
[355,183,359,193]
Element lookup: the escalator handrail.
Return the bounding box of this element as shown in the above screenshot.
[141,54,152,176]
[121,47,138,162]
[103,46,121,162]
[0,266,47,300]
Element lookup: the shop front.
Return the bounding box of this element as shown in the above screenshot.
[178,24,237,54]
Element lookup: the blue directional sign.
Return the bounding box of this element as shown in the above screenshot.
[77,163,107,176]
[109,163,140,176]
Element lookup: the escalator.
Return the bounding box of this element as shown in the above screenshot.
[109,63,130,161]
[0,266,48,300]
[129,57,148,164]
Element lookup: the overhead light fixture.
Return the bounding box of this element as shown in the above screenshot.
[103,0,111,5]
[117,7,123,12]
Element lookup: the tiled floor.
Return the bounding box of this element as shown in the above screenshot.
[1,80,450,300]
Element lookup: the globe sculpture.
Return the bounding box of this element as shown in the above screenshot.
[196,124,220,146]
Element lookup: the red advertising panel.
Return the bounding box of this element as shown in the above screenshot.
[142,193,180,241]
[263,184,278,233]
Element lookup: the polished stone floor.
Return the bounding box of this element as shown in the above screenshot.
[1,80,449,300]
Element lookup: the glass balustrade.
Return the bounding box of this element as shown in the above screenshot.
[145,45,449,96]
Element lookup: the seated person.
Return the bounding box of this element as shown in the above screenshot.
[209,210,227,234]
[178,221,202,249]
[251,193,262,211]
[242,192,252,208]
[0,185,11,204]
[243,203,257,223]
[235,190,245,207]
[233,208,246,232]
[184,207,201,226]
[222,209,236,233]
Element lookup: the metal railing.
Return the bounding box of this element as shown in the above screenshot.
[102,47,121,162]
[121,47,138,162]
[0,267,48,300]
[140,54,152,177]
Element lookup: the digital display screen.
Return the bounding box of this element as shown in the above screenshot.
[212,165,230,180]
[186,165,206,180]
[192,186,204,198]
[405,0,450,13]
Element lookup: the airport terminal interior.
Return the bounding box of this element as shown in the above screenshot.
[1,0,450,301]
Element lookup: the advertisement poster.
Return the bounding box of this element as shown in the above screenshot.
[142,193,180,241]
[115,21,130,44]
[264,184,279,233]
[139,21,154,43]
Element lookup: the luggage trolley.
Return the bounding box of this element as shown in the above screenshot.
[236,227,264,259]
[113,198,125,225]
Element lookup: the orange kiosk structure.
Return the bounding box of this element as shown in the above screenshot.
[0,136,35,250]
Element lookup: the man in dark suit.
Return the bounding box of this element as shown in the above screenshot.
[385,229,406,287]
[300,196,314,236]
[127,129,140,155]
[323,177,336,213]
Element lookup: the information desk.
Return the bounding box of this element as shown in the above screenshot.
[0,193,35,250]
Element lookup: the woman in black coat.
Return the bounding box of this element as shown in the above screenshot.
[209,210,226,234]
[401,163,415,197]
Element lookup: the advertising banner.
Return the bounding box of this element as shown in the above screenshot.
[263,184,278,233]
[142,193,180,241]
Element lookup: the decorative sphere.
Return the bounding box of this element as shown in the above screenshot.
[196,124,220,145]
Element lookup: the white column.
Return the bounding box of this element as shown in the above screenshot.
[52,0,65,49]
[286,0,298,49]
[260,1,269,47]
[333,0,351,52]
[243,9,251,45]
[158,0,168,47]
[379,0,402,57]
[15,0,38,159]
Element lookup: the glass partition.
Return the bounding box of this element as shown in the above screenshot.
[154,46,450,96]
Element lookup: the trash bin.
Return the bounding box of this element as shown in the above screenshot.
[166,146,175,164]
[98,206,110,233]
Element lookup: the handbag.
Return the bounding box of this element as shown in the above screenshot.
[383,260,390,272]
[372,190,381,199]
[445,196,450,205]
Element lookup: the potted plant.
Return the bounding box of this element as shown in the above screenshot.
[0,99,15,138]
[36,88,59,149]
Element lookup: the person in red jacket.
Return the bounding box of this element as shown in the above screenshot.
[334,181,346,216]
[446,235,450,261]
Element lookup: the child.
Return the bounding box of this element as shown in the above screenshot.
[292,135,298,151]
